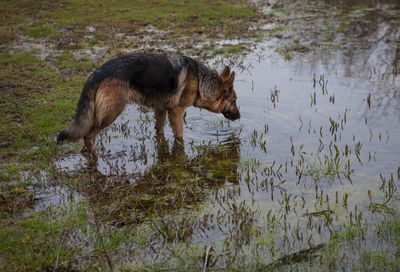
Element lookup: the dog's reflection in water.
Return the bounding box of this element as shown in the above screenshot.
[79,135,241,226]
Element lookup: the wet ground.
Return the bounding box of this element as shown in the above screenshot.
[2,0,400,270]
[51,2,400,270]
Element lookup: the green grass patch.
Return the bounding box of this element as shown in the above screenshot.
[23,24,59,39]
[0,27,17,45]
[285,213,400,271]
[353,4,367,11]
[0,51,89,151]
[0,163,22,182]
[325,34,333,42]
[271,25,286,32]
[0,0,260,45]
[337,20,350,32]
[0,202,89,271]
[360,251,400,271]
[283,53,292,61]
[391,18,400,24]
[303,154,347,181]
[0,51,92,214]
[88,39,99,46]
[273,7,287,14]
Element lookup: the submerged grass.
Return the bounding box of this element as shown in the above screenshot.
[303,154,347,181]
[280,212,400,271]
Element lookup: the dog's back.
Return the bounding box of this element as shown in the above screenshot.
[90,54,198,99]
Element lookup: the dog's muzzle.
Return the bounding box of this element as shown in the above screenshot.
[222,110,240,121]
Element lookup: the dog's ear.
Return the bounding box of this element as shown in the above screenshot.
[223,71,235,91]
[221,66,230,80]
[227,71,235,87]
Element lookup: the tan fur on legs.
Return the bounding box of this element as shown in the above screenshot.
[168,106,185,139]
[154,109,167,136]
[81,80,131,155]
[83,128,99,156]
[95,80,131,129]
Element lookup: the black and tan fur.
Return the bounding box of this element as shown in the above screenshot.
[57,53,240,155]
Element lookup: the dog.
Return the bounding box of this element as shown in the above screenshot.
[57,53,240,155]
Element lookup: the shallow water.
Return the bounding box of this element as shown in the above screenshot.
[57,40,400,183]
[54,3,400,268]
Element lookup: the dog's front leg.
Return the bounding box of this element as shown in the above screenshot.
[168,106,185,139]
[154,109,167,136]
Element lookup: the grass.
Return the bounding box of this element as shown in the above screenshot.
[271,25,286,32]
[283,53,292,61]
[22,24,60,39]
[275,48,293,61]
[353,4,367,11]
[283,213,400,271]
[303,154,348,181]
[273,7,287,14]
[0,52,88,154]
[0,0,260,45]
[0,27,17,45]
[0,202,88,270]
[325,34,333,42]
[0,51,90,214]
[88,39,99,46]
[360,251,400,271]
[337,19,352,32]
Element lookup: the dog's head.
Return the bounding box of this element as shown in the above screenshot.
[218,66,240,121]
[194,65,241,120]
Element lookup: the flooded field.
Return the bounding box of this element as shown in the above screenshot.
[54,13,400,272]
[1,0,400,271]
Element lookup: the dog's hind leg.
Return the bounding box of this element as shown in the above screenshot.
[168,106,185,139]
[82,128,100,155]
[82,80,130,155]
[154,109,167,137]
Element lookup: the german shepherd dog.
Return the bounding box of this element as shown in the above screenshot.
[57,54,240,155]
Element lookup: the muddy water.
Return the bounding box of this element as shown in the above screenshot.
[54,5,400,268]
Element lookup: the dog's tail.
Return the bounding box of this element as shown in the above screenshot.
[57,75,97,144]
